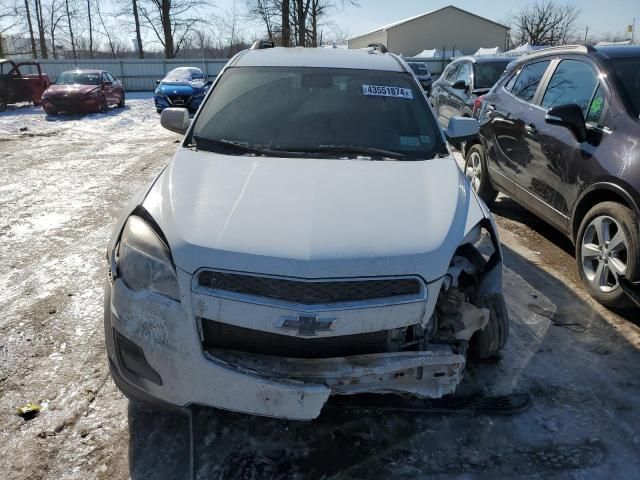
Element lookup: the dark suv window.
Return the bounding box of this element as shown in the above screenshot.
[473,61,510,90]
[541,60,599,115]
[586,85,606,126]
[506,60,550,103]
[611,57,640,117]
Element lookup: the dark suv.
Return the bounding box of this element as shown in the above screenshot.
[431,55,512,130]
[465,45,640,308]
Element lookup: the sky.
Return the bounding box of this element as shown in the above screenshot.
[216,0,640,42]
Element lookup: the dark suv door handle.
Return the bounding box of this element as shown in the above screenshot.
[524,123,537,135]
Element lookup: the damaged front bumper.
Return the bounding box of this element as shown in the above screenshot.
[104,268,483,420]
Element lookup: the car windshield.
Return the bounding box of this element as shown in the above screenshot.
[473,61,510,89]
[164,68,204,82]
[192,66,447,160]
[610,57,640,117]
[408,63,429,76]
[55,71,102,85]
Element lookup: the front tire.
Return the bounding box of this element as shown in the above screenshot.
[99,96,108,113]
[117,93,125,108]
[576,202,639,308]
[464,144,498,205]
[470,293,510,359]
[0,97,6,112]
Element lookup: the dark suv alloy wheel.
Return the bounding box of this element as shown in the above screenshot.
[576,201,639,308]
[464,144,498,204]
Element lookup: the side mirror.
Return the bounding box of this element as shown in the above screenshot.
[445,117,479,141]
[103,81,112,87]
[545,103,587,143]
[156,79,161,85]
[160,108,190,135]
[451,79,468,91]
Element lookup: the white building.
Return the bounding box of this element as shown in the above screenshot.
[348,5,510,57]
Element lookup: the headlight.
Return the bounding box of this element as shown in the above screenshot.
[117,216,180,300]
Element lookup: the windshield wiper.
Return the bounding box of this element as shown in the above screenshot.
[308,145,406,160]
[192,137,293,157]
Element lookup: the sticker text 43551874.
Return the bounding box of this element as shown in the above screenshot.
[362,85,414,99]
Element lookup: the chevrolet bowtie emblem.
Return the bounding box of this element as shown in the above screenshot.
[278,314,336,336]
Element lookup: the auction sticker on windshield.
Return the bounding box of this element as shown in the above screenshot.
[362,85,413,99]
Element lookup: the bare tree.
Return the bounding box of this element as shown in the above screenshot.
[246,0,279,43]
[85,0,93,57]
[34,0,48,58]
[139,0,209,58]
[64,0,76,59]
[248,0,356,47]
[281,0,289,46]
[513,0,580,46]
[0,2,21,56]
[94,0,117,57]
[132,0,144,58]
[24,0,37,57]
[47,0,65,58]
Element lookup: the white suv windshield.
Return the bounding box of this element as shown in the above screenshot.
[191,66,447,160]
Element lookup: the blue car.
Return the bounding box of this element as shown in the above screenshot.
[154,67,211,113]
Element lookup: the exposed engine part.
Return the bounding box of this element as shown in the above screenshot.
[434,249,490,344]
[443,255,477,290]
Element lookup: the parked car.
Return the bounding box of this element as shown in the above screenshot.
[104,45,509,420]
[431,56,512,132]
[0,59,51,111]
[465,45,640,308]
[407,61,433,93]
[42,70,125,115]
[154,67,211,113]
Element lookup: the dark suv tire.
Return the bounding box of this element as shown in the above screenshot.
[576,201,639,308]
[464,144,498,205]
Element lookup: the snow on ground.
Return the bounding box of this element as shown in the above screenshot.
[0,97,639,479]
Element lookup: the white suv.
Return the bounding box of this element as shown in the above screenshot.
[104,45,509,420]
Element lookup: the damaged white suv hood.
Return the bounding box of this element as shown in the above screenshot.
[140,148,488,281]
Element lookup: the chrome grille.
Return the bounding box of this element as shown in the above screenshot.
[197,271,422,304]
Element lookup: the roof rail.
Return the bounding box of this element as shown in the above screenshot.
[525,44,592,57]
[367,42,388,53]
[251,39,275,50]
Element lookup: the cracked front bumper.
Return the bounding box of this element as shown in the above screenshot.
[105,270,464,420]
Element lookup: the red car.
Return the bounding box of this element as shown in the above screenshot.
[0,59,51,111]
[42,69,125,115]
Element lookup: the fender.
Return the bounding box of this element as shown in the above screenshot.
[572,179,640,238]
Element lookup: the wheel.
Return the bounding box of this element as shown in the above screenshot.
[470,293,510,359]
[0,97,6,112]
[99,96,108,113]
[117,93,125,108]
[576,202,638,308]
[464,144,498,204]
[44,108,58,115]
